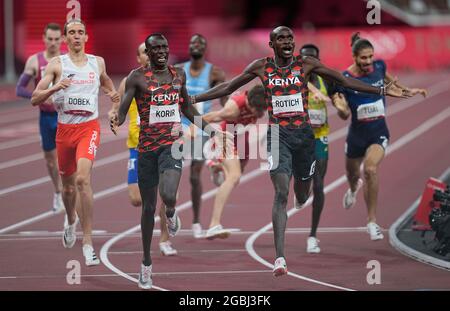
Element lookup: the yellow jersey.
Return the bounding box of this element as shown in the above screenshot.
[126,99,140,149]
[308,76,329,139]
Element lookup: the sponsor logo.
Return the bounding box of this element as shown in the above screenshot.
[88,130,98,156]
[268,76,301,87]
[151,93,179,103]
[89,72,95,79]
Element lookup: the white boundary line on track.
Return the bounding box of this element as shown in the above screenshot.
[99,169,265,291]
[389,167,450,271]
[245,104,450,291]
[0,151,128,197]
[1,79,447,192]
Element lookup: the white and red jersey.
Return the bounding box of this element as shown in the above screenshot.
[52,54,100,124]
[220,91,258,131]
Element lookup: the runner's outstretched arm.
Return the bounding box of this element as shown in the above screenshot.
[202,98,240,123]
[303,56,411,98]
[385,72,427,97]
[193,59,264,103]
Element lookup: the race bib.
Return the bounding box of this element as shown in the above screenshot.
[357,99,385,121]
[308,108,326,127]
[63,93,97,115]
[149,104,181,124]
[272,94,304,115]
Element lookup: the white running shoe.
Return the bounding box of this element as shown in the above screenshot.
[294,196,304,210]
[273,257,287,277]
[52,192,64,212]
[205,224,231,240]
[192,223,203,238]
[306,236,321,254]
[62,219,77,248]
[207,160,225,187]
[343,178,363,209]
[138,263,152,290]
[159,241,177,256]
[82,244,100,266]
[367,222,384,241]
[167,210,181,237]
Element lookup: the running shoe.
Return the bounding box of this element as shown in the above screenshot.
[367,222,384,241]
[306,236,321,253]
[343,178,363,209]
[192,223,203,238]
[205,224,231,240]
[82,244,100,266]
[167,210,181,237]
[138,263,152,290]
[159,241,177,256]
[62,218,77,248]
[52,192,64,212]
[273,257,287,277]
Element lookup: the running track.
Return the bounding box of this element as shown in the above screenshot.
[0,72,449,291]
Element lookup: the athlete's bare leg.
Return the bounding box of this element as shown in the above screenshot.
[208,157,241,228]
[61,174,78,225]
[190,160,204,224]
[128,184,142,207]
[44,149,62,193]
[139,185,157,266]
[345,156,364,192]
[76,158,94,246]
[310,158,328,237]
[362,144,385,223]
[271,173,291,258]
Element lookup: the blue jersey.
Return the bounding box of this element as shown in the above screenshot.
[337,60,387,133]
[182,61,212,136]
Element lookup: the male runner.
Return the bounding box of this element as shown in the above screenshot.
[331,32,427,241]
[191,26,408,277]
[202,85,267,239]
[16,23,64,212]
[31,19,120,266]
[177,34,226,238]
[118,42,177,256]
[113,34,228,289]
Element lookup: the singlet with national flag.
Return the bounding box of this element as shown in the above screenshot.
[336,60,387,132]
[263,55,309,128]
[36,52,56,112]
[181,61,213,137]
[308,75,329,139]
[220,91,258,131]
[126,98,140,149]
[52,54,100,124]
[136,65,185,152]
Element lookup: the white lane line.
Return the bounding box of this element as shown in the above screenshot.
[0,135,40,151]
[100,86,450,291]
[99,169,266,291]
[245,104,450,291]
[0,270,271,280]
[0,183,128,234]
[0,132,126,171]
[0,152,128,197]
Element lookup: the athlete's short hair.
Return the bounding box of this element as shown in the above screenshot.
[247,85,266,111]
[145,33,167,49]
[351,32,374,55]
[64,19,86,35]
[44,23,61,35]
[300,44,320,59]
